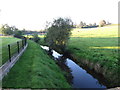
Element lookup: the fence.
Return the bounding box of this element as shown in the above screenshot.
[1,38,27,66]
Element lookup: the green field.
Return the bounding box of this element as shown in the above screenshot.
[0,36,22,65]
[3,40,71,88]
[0,36,21,47]
[24,35,45,38]
[71,26,118,37]
[67,25,119,83]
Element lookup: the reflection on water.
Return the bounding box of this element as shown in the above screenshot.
[52,50,63,59]
[66,58,106,88]
[41,45,106,88]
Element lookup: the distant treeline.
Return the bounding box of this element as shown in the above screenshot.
[0,24,47,36]
[74,20,111,28]
[0,20,112,36]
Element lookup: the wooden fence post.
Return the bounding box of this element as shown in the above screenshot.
[17,41,19,53]
[8,44,11,62]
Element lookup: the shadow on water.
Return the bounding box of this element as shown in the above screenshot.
[41,46,108,88]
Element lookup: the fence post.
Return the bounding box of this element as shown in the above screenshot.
[22,39,24,49]
[17,41,19,53]
[25,38,27,45]
[8,44,11,62]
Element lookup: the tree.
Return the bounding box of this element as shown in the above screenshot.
[32,33,40,43]
[0,25,5,35]
[83,22,86,27]
[0,24,13,35]
[14,30,22,36]
[45,17,73,52]
[89,23,92,26]
[79,21,84,28]
[93,23,96,26]
[99,20,106,27]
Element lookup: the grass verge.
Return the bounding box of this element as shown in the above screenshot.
[3,40,71,88]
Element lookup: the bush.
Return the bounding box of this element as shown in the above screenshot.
[32,34,40,43]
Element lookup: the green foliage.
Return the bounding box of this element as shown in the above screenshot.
[0,24,23,37]
[14,30,22,36]
[32,34,40,43]
[0,24,13,35]
[3,40,71,88]
[45,17,73,52]
[79,21,84,28]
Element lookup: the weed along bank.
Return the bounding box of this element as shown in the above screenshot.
[41,45,119,88]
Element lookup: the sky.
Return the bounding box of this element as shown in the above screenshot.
[0,0,119,30]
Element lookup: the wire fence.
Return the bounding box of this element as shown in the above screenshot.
[1,38,27,66]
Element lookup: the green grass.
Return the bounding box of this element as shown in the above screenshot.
[67,25,119,82]
[0,36,21,47]
[68,37,118,68]
[71,25,118,37]
[24,35,45,38]
[3,40,71,88]
[0,36,22,65]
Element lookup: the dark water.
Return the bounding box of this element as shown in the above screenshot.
[41,46,106,88]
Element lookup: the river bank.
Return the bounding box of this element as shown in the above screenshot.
[67,52,119,88]
[45,44,119,88]
[3,40,71,88]
[41,45,107,88]
[65,37,119,88]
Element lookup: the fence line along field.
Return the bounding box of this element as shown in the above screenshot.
[0,36,22,65]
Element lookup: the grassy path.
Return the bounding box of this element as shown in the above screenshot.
[3,40,70,88]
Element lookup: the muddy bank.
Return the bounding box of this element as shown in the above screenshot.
[68,53,119,88]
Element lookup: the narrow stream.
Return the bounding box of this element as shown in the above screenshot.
[41,46,106,88]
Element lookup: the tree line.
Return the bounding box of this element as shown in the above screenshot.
[74,20,111,28]
[0,24,24,36]
[0,24,47,36]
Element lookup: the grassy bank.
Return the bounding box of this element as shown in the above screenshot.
[67,25,119,86]
[3,40,71,88]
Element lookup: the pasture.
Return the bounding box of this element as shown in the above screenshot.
[0,36,21,47]
[0,36,22,65]
[71,26,118,37]
[24,34,45,38]
[67,25,119,77]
